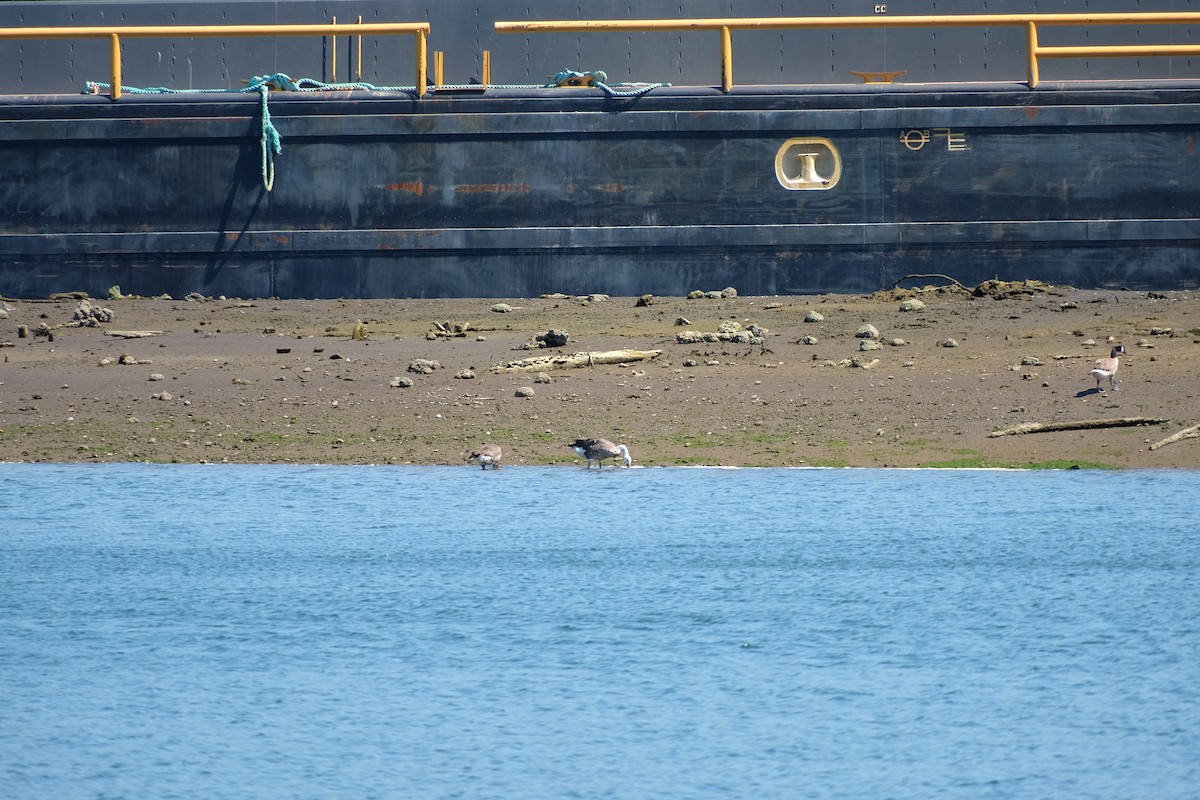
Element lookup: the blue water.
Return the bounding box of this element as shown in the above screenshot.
[1,464,1198,799]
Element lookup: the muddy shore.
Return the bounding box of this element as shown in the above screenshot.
[2,284,1199,468]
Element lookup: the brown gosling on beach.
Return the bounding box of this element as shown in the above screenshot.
[1089,345,1125,392]
[570,437,632,469]
[467,443,502,469]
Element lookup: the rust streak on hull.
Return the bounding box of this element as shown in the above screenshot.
[454,183,531,194]
[385,181,425,195]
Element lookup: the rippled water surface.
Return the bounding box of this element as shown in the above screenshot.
[2,464,1198,799]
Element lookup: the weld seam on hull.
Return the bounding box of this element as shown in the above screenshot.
[5,220,1200,255]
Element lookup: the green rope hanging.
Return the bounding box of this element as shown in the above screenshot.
[256,82,282,192]
[84,72,295,192]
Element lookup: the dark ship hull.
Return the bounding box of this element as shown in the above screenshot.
[2,1,1199,298]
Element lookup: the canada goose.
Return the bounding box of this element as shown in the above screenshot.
[569,437,632,469]
[467,443,502,469]
[1090,345,1126,392]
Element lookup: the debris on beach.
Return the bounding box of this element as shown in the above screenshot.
[972,279,1057,299]
[676,320,764,344]
[1149,423,1200,451]
[526,329,568,348]
[71,299,114,326]
[428,320,474,339]
[491,349,661,373]
[989,416,1169,437]
[104,330,162,338]
[687,287,738,300]
[407,358,442,374]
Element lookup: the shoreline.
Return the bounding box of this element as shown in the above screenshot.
[3,286,1199,469]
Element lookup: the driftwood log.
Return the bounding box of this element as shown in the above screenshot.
[104,330,163,338]
[490,348,661,373]
[989,417,1169,438]
[1149,423,1200,451]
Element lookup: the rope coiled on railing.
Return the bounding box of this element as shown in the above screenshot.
[546,68,670,97]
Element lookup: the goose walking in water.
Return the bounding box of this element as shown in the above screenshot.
[1089,344,1126,392]
[570,437,632,469]
[467,443,502,469]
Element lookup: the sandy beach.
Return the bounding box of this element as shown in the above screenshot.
[2,283,1199,468]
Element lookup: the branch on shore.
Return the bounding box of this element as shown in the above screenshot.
[892,273,967,290]
[104,330,163,338]
[1149,423,1200,451]
[988,417,1170,438]
[490,348,661,373]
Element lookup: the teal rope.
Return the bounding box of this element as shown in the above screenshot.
[257,83,282,192]
[547,68,669,97]
[242,76,288,191]
[549,68,610,86]
[84,73,300,192]
[82,68,668,192]
[595,80,670,98]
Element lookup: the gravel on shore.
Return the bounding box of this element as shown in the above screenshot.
[3,284,1199,468]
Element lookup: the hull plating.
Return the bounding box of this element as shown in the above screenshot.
[3,83,1199,298]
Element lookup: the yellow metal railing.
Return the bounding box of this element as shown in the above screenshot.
[431,49,491,89]
[496,12,1200,90]
[0,21,431,99]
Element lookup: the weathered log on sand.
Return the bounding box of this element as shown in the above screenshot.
[104,330,163,338]
[490,349,661,373]
[1149,423,1200,451]
[989,417,1169,438]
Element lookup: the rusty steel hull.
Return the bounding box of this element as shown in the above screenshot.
[2,81,1200,298]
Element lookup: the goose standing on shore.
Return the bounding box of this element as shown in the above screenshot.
[1089,344,1126,392]
[570,437,632,469]
[467,443,502,469]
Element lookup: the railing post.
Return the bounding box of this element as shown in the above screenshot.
[720,25,732,92]
[109,33,122,99]
[482,49,491,87]
[1026,20,1040,88]
[330,17,337,83]
[356,16,363,81]
[415,28,427,97]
